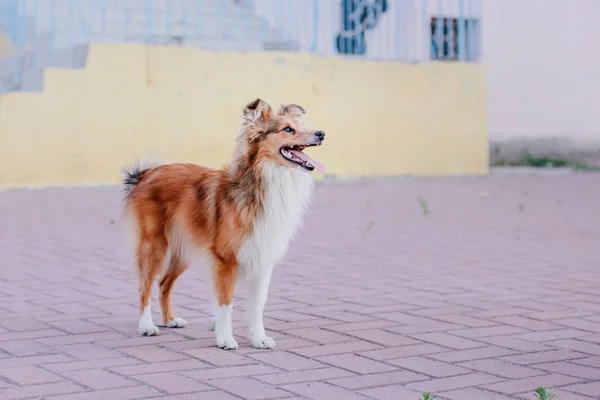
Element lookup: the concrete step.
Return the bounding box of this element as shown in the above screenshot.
[23,1,270,34]
[99,22,282,40]
[1,0,295,93]
[0,44,87,92]
[96,33,265,52]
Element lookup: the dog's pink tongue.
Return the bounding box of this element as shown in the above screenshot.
[289,150,325,172]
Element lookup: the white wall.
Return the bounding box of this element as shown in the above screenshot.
[482,0,600,145]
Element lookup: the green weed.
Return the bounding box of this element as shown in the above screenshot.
[534,386,555,400]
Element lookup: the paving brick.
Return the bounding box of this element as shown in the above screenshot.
[110,359,210,376]
[0,365,62,385]
[36,331,127,347]
[548,338,600,356]
[61,368,138,390]
[0,380,14,389]
[358,343,448,361]
[527,309,595,321]
[56,343,124,360]
[572,356,600,368]
[533,361,600,380]
[48,319,110,335]
[537,389,597,400]
[283,327,350,344]
[0,354,74,368]
[409,332,485,350]
[0,318,52,332]
[291,340,382,358]
[451,325,529,338]
[181,364,280,381]
[0,380,85,399]
[256,367,355,385]
[45,385,161,400]
[0,329,66,343]
[562,381,600,398]
[500,349,588,365]
[428,346,516,363]
[427,314,497,328]
[387,356,470,378]
[328,370,428,390]
[458,359,545,379]
[118,345,190,363]
[475,336,552,352]
[179,347,256,367]
[359,384,423,400]
[283,381,371,400]
[209,376,292,399]
[345,328,421,346]
[300,310,375,324]
[468,307,531,319]
[491,315,561,331]
[481,373,585,395]
[97,333,183,349]
[406,373,504,393]
[247,350,326,371]
[375,312,439,326]
[156,391,240,400]
[44,357,142,372]
[513,329,591,343]
[133,372,213,394]
[440,387,515,400]
[384,322,464,335]
[321,319,399,333]
[0,339,58,357]
[316,353,397,374]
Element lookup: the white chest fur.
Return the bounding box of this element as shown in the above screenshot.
[237,163,314,278]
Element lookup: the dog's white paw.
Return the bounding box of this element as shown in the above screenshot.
[216,335,239,350]
[251,335,276,349]
[139,321,160,336]
[166,317,188,328]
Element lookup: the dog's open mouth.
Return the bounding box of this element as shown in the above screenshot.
[280,144,324,172]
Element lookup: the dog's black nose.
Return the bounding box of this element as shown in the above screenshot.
[314,131,325,140]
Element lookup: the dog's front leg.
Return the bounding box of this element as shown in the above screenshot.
[213,259,239,350]
[247,264,276,349]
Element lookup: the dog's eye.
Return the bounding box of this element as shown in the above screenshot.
[283,127,294,133]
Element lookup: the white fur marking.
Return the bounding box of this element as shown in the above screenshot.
[215,304,238,349]
[237,163,314,350]
[166,317,188,328]
[237,163,314,279]
[247,264,276,349]
[138,306,160,336]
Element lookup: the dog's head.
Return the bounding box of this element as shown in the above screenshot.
[235,98,325,173]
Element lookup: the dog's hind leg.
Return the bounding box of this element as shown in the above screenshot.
[136,217,168,336]
[159,251,189,328]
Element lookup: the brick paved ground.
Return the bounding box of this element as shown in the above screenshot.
[1,169,600,399]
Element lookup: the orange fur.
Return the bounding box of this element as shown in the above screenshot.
[123,99,325,344]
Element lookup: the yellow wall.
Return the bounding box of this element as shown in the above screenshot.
[0,43,488,189]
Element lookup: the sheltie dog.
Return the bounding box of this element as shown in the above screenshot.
[121,99,325,350]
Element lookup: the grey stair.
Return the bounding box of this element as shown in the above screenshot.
[0,0,301,93]
[0,44,87,92]
[20,45,88,91]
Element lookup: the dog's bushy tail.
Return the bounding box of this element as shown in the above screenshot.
[120,158,162,198]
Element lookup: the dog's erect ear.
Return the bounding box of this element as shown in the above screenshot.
[278,104,306,118]
[243,98,273,123]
